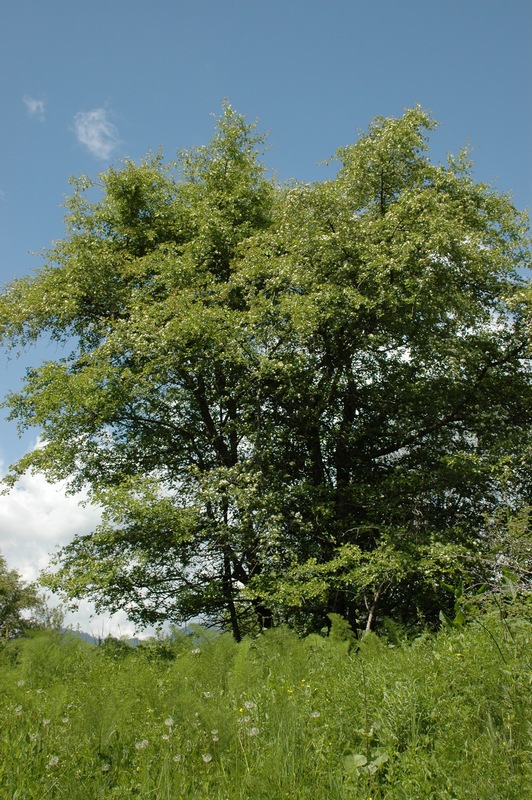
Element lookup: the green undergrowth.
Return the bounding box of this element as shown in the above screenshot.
[0,609,530,799]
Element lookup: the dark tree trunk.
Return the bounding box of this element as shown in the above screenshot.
[223,551,241,642]
[253,602,274,630]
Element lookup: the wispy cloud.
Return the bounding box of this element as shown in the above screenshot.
[73,108,121,160]
[23,96,46,121]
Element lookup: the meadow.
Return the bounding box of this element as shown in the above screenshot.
[1,605,530,800]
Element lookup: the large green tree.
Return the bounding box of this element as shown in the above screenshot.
[1,104,531,639]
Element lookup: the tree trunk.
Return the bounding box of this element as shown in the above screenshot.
[253,601,274,630]
[365,582,387,631]
[222,552,241,642]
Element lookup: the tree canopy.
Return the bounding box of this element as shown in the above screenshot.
[0,552,49,639]
[1,104,531,639]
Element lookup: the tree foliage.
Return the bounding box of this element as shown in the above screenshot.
[0,552,49,639]
[1,104,531,639]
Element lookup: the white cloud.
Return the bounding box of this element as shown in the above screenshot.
[0,463,150,638]
[73,108,121,160]
[0,468,100,582]
[23,96,46,121]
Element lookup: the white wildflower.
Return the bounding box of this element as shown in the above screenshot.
[135,739,149,750]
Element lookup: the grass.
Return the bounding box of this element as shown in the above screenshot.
[0,608,530,799]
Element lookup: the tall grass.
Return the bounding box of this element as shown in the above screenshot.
[0,609,530,799]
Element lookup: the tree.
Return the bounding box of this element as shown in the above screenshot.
[0,552,48,639]
[1,104,531,639]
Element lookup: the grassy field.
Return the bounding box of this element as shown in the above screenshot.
[0,607,530,799]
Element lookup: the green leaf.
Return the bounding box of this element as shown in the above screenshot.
[344,753,368,771]
[371,751,390,766]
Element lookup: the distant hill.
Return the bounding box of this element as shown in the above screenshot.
[60,628,140,647]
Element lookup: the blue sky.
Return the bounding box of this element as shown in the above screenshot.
[0,0,530,634]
